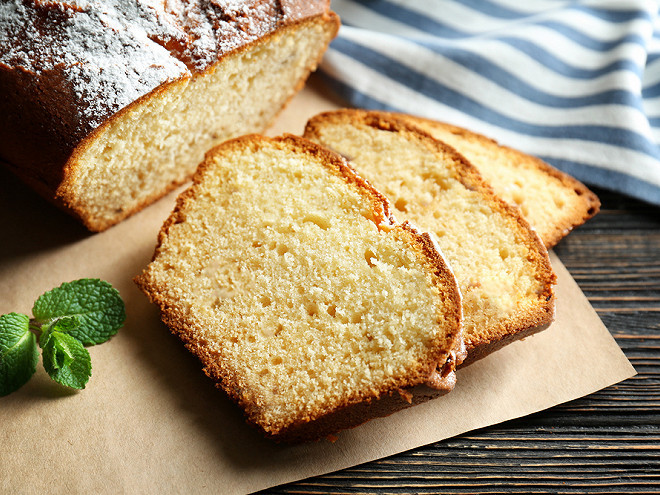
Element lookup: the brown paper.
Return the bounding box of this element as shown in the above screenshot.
[0,79,635,494]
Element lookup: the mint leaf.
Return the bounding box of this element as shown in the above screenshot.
[39,315,81,349]
[32,279,125,345]
[42,331,91,390]
[0,313,39,396]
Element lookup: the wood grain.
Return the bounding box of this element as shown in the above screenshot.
[262,188,660,494]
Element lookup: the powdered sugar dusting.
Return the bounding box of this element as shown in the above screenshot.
[1,0,189,140]
[163,0,281,70]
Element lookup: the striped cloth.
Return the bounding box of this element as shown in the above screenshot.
[319,0,660,206]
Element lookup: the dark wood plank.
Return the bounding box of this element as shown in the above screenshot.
[261,187,660,494]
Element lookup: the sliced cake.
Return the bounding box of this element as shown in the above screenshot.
[0,0,339,231]
[304,110,556,364]
[394,115,600,247]
[135,134,463,442]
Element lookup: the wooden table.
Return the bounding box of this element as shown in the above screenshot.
[266,187,660,494]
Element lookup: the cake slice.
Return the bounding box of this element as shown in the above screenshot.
[393,115,600,247]
[135,134,463,442]
[304,110,556,364]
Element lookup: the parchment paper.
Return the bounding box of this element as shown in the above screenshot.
[0,78,635,494]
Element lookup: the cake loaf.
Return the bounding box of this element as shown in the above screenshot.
[395,116,600,247]
[304,110,556,364]
[0,0,339,231]
[135,134,464,442]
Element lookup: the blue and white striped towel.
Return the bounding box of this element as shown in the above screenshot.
[319,0,660,206]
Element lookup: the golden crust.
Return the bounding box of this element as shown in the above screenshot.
[303,109,556,363]
[392,115,600,248]
[135,133,463,442]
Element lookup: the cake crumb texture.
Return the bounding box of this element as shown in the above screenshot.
[136,134,462,441]
[396,116,600,247]
[304,110,556,363]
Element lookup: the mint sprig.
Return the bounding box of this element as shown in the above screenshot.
[0,279,125,396]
